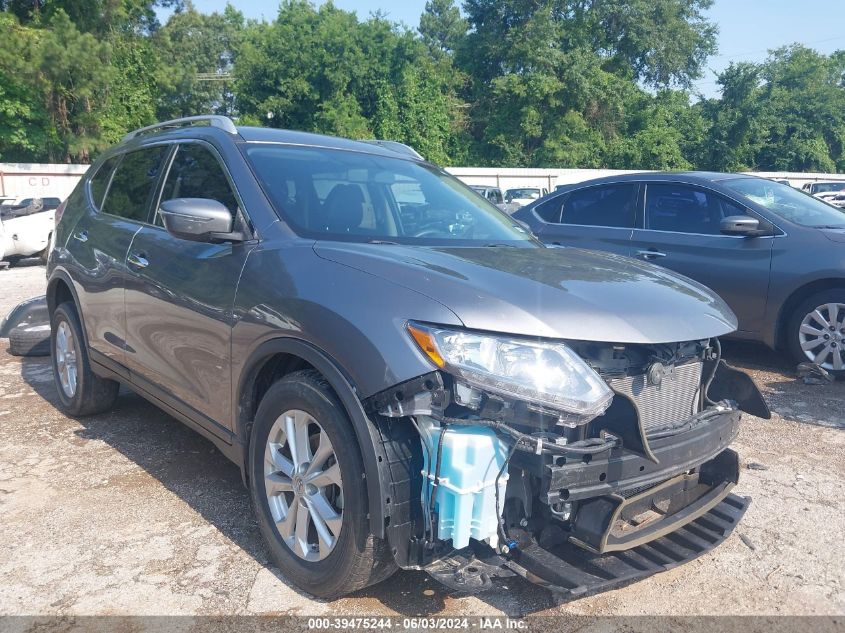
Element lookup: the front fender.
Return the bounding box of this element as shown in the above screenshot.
[235,336,395,538]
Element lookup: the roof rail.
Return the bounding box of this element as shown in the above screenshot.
[122,115,238,142]
[362,140,424,161]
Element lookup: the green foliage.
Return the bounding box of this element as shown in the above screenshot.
[419,0,465,56]
[153,2,244,119]
[0,0,842,173]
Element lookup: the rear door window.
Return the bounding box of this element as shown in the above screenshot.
[561,184,638,228]
[101,146,169,222]
[645,183,745,235]
[157,143,239,226]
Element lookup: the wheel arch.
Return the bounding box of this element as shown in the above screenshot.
[46,271,87,346]
[775,278,845,349]
[235,336,390,539]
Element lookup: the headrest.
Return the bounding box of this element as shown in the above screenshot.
[324,184,365,233]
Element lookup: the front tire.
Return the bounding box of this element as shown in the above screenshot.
[50,302,120,415]
[787,290,845,377]
[249,370,396,599]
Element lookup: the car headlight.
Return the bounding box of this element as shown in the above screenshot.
[407,322,613,422]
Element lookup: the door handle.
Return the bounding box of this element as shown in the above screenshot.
[635,249,667,260]
[73,231,88,243]
[127,252,149,269]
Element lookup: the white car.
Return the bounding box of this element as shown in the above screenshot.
[801,181,845,202]
[504,187,549,211]
[0,197,61,266]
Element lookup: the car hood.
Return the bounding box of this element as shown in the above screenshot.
[314,243,737,344]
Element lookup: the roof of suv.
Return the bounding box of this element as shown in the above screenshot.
[120,117,426,163]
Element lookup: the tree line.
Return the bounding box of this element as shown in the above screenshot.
[1,0,843,172]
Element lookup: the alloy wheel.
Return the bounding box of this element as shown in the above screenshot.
[798,302,845,371]
[263,409,344,561]
[55,320,78,398]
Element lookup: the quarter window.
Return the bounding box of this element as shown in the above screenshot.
[563,185,637,228]
[534,195,565,222]
[101,147,168,222]
[89,156,120,210]
[157,144,239,227]
[645,184,745,235]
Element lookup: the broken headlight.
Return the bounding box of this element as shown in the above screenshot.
[407,323,613,422]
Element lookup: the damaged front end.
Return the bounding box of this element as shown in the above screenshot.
[365,325,770,596]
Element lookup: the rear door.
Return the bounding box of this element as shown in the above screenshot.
[532,182,638,255]
[66,147,169,369]
[123,141,254,431]
[629,182,774,334]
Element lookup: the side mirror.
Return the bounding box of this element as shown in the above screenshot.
[720,215,761,237]
[159,198,242,243]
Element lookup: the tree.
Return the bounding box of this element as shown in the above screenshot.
[456,0,718,166]
[756,46,845,172]
[701,62,766,171]
[2,0,844,172]
[418,0,465,56]
[0,13,50,160]
[234,1,466,162]
[154,2,244,119]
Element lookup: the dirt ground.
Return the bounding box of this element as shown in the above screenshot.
[0,261,843,618]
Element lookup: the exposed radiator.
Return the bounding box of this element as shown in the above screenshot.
[608,361,702,432]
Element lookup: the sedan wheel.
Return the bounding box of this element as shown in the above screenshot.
[798,302,845,371]
[264,409,344,562]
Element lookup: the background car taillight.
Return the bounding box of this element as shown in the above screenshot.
[54,199,66,228]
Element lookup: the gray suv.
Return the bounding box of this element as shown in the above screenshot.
[47,117,767,599]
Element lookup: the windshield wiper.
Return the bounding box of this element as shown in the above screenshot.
[816,225,845,230]
[366,239,400,245]
[482,243,517,248]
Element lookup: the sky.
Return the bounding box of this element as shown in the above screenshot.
[176,0,845,98]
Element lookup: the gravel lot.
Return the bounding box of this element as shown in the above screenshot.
[0,262,843,618]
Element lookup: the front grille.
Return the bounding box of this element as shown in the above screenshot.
[608,361,702,432]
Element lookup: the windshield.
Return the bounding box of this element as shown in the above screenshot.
[507,188,541,200]
[244,145,534,245]
[722,178,845,228]
[810,183,845,194]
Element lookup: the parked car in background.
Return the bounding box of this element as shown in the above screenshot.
[0,196,62,215]
[468,185,507,210]
[44,116,765,599]
[504,187,547,209]
[514,172,845,375]
[802,181,845,201]
[0,196,61,266]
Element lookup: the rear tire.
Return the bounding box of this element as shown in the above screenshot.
[249,370,396,599]
[787,289,845,378]
[50,302,119,416]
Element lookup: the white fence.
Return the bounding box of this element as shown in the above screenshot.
[2,162,844,201]
[0,163,89,200]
